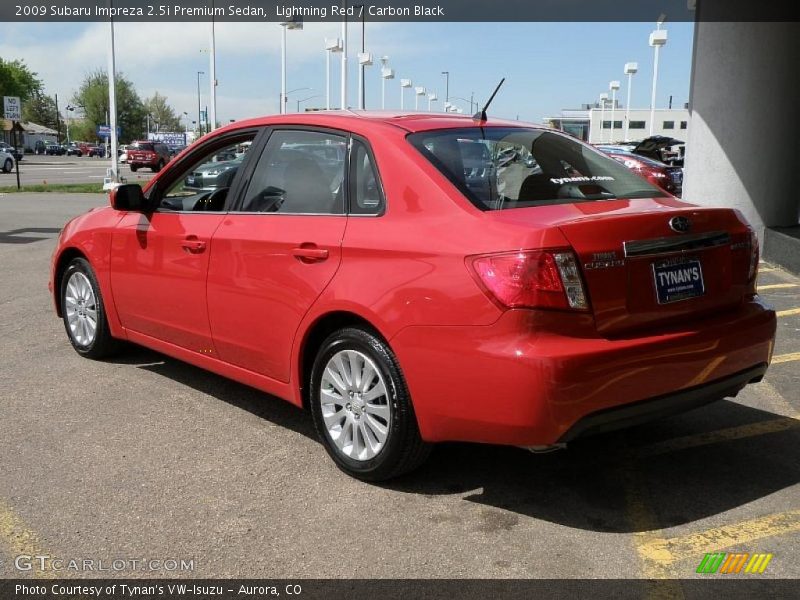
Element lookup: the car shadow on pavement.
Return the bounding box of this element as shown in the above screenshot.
[105,347,799,534]
[387,400,800,533]
[109,345,317,441]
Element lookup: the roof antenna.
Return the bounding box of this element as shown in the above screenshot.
[473,78,505,122]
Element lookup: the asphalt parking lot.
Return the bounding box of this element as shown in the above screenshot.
[0,155,155,187]
[0,192,798,584]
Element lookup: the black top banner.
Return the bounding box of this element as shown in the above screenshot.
[3,0,800,22]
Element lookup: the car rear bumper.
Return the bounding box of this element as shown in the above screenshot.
[390,297,776,446]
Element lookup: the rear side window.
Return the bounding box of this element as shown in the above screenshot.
[408,127,666,210]
[240,130,347,214]
[349,140,384,215]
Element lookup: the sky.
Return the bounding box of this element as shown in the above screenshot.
[0,20,695,126]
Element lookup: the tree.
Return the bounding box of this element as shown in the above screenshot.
[144,92,182,133]
[71,69,146,144]
[0,58,42,102]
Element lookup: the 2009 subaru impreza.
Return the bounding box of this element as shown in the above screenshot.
[50,112,776,480]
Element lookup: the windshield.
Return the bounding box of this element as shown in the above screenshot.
[130,142,154,151]
[408,127,666,210]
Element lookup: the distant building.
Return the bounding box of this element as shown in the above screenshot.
[1,120,58,151]
[543,106,690,144]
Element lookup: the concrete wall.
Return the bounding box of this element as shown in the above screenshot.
[683,20,800,239]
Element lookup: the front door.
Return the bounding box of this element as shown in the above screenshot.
[110,132,259,353]
[207,129,349,382]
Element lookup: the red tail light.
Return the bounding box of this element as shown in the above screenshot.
[748,230,759,283]
[469,250,589,311]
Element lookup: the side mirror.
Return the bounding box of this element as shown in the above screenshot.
[109,184,150,212]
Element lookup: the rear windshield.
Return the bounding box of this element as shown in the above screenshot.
[130,142,154,151]
[408,127,666,210]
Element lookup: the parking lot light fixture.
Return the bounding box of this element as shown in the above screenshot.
[400,79,412,110]
[415,86,426,111]
[609,80,620,143]
[325,38,343,110]
[623,62,638,141]
[427,92,438,112]
[599,93,609,143]
[197,71,204,135]
[280,17,303,115]
[380,56,394,110]
[649,18,668,135]
[297,94,322,112]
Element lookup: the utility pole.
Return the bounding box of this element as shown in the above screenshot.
[54,93,61,144]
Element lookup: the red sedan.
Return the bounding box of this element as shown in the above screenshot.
[50,112,776,480]
[598,146,683,196]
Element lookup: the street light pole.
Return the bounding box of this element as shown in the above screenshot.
[415,87,426,110]
[441,71,449,105]
[209,1,217,131]
[623,62,638,141]
[325,38,343,110]
[280,17,303,115]
[400,79,412,109]
[380,56,393,110]
[599,93,608,144]
[609,80,620,143]
[649,17,668,136]
[197,70,204,135]
[341,1,348,110]
[107,0,119,183]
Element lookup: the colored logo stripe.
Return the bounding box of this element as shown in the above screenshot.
[697,552,773,574]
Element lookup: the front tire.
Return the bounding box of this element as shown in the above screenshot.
[60,258,120,359]
[2,158,11,173]
[310,327,431,481]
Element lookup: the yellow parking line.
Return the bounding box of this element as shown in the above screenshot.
[0,498,52,578]
[772,351,800,365]
[758,283,798,291]
[638,509,800,566]
[635,417,800,458]
[777,308,800,318]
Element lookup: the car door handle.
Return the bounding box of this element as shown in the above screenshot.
[181,236,207,254]
[292,246,329,263]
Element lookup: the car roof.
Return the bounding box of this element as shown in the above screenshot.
[214,111,546,135]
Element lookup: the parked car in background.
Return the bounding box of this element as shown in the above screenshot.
[0,149,16,173]
[127,141,171,172]
[117,145,128,163]
[46,143,67,156]
[0,142,24,162]
[597,146,683,196]
[183,153,246,192]
[50,112,774,481]
[66,141,103,157]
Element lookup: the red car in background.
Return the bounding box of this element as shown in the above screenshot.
[598,146,683,196]
[127,140,171,172]
[49,112,775,480]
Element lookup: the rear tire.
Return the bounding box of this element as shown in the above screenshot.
[152,160,164,173]
[2,159,11,173]
[60,258,121,359]
[130,165,138,172]
[310,327,431,481]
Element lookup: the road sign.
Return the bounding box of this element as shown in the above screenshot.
[3,96,21,121]
[96,125,122,139]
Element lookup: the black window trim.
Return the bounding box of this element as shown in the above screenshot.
[348,133,387,218]
[228,125,386,218]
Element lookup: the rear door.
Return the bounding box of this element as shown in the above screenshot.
[206,128,349,383]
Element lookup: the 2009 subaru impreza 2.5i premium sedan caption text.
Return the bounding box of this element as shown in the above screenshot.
[49,111,776,480]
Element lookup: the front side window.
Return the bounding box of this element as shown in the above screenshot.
[158,134,256,211]
[240,130,347,214]
[408,127,666,211]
